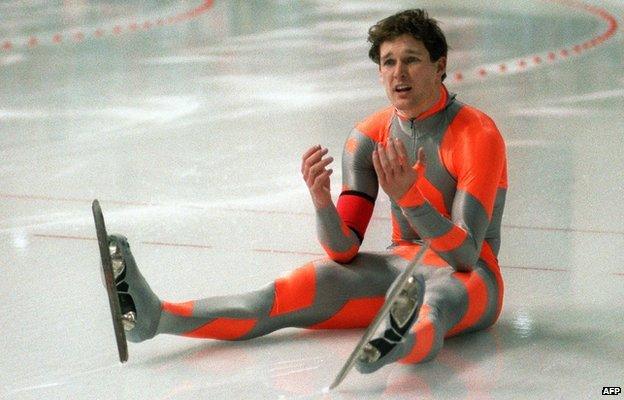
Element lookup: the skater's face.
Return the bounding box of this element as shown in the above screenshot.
[378,35,446,118]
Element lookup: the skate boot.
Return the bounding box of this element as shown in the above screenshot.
[108,234,162,343]
[355,273,425,374]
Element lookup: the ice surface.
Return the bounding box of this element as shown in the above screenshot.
[1,0,623,399]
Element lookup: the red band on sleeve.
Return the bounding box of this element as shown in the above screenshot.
[397,180,425,208]
[430,225,468,252]
[321,242,359,263]
[336,192,374,241]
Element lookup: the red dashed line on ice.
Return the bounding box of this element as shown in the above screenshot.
[33,233,96,242]
[252,248,324,257]
[29,233,624,276]
[33,233,213,250]
[0,0,214,51]
[3,192,624,237]
[141,240,213,250]
[448,0,619,84]
[499,264,568,273]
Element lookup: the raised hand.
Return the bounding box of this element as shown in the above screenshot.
[301,145,334,209]
[372,137,425,201]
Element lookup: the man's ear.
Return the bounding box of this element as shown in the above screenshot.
[436,56,447,79]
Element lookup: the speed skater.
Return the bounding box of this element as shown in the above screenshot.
[104,8,507,374]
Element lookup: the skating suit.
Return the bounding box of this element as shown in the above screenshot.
[157,85,508,365]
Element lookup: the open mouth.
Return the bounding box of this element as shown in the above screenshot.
[395,84,412,93]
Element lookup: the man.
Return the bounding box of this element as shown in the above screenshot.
[109,9,507,374]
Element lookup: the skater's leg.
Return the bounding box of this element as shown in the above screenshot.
[400,262,502,364]
[159,252,404,340]
[357,261,502,372]
[113,234,407,342]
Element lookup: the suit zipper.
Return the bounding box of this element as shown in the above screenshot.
[411,119,417,160]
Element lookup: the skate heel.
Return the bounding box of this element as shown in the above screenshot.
[108,239,137,331]
[107,234,162,343]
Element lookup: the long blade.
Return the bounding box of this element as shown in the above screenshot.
[328,242,429,390]
[92,199,129,362]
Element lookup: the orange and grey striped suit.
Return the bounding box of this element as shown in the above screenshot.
[153,85,507,365]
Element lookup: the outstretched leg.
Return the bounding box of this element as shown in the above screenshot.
[110,234,410,342]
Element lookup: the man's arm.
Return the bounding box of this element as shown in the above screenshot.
[301,129,378,263]
[374,124,505,272]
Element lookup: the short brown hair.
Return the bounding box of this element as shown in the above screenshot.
[368,9,448,80]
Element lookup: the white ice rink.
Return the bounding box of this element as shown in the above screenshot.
[1,1,623,399]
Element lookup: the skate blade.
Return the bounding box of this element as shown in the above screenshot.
[92,199,129,363]
[328,242,429,390]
